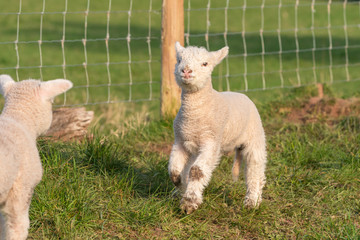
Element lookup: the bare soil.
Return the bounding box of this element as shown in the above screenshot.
[145,142,173,156]
[284,96,360,125]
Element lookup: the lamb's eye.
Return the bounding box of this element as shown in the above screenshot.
[202,62,208,67]
[177,58,181,64]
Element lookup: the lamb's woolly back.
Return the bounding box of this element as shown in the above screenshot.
[174,42,228,93]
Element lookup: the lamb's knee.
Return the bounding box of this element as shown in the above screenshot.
[189,165,204,181]
[170,171,181,187]
[244,143,266,164]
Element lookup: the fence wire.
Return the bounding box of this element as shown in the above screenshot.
[0,0,359,107]
[0,0,160,106]
[185,0,360,93]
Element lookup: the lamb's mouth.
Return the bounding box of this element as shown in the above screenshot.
[182,78,194,84]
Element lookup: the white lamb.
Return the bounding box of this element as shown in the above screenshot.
[0,75,72,240]
[168,42,267,214]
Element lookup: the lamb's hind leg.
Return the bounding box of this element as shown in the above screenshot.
[2,185,34,240]
[243,141,267,208]
[232,145,245,182]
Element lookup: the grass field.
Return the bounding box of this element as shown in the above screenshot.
[0,0,359,239]
[28,87,360,239]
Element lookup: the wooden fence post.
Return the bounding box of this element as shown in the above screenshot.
[161,0,184,118]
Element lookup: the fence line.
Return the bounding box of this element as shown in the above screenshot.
[184,0,360,95]
[0,0,359,112]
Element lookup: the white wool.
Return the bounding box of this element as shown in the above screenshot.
[169,43,267,214]
[0,75,72,240]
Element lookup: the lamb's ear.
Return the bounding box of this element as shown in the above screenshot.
[211,46,229,65]
[0,75,15,97]
[175,41,185,53]
[39,79,73,101]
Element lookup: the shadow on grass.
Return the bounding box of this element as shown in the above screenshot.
[39,137,174,199]
[80,136,174,197]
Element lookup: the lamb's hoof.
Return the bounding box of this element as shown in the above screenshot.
[244,195,262,209]
[180,197,200,214]
[170,171,181,187]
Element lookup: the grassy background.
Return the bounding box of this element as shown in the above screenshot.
[0,0,359,239]
[0,0,359,114]
[30,89,360,239]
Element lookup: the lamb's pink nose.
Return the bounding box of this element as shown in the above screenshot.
[181,69,193,79]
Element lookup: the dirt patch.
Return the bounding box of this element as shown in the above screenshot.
[144,142,173,156]
[284,96,360,125]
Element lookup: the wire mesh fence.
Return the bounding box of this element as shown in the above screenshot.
[0,0,359,108]
[0,0,161,106]
[185,0,360,93]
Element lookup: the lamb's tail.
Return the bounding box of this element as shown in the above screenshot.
[232,146,244,182]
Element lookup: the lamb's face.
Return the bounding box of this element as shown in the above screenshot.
[0,75,72,136]
[174,42,229,92]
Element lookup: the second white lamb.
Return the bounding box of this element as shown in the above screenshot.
[169,42,267,214]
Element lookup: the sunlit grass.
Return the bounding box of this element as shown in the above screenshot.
[29,88,360,238]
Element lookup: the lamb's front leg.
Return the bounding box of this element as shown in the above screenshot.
[169,143,189,192]
[181,141,221,214]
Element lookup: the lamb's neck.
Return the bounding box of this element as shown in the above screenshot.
[1,106,38,138]
[181,80,216,110]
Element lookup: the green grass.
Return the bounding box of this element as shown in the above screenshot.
[26,87,360,239]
